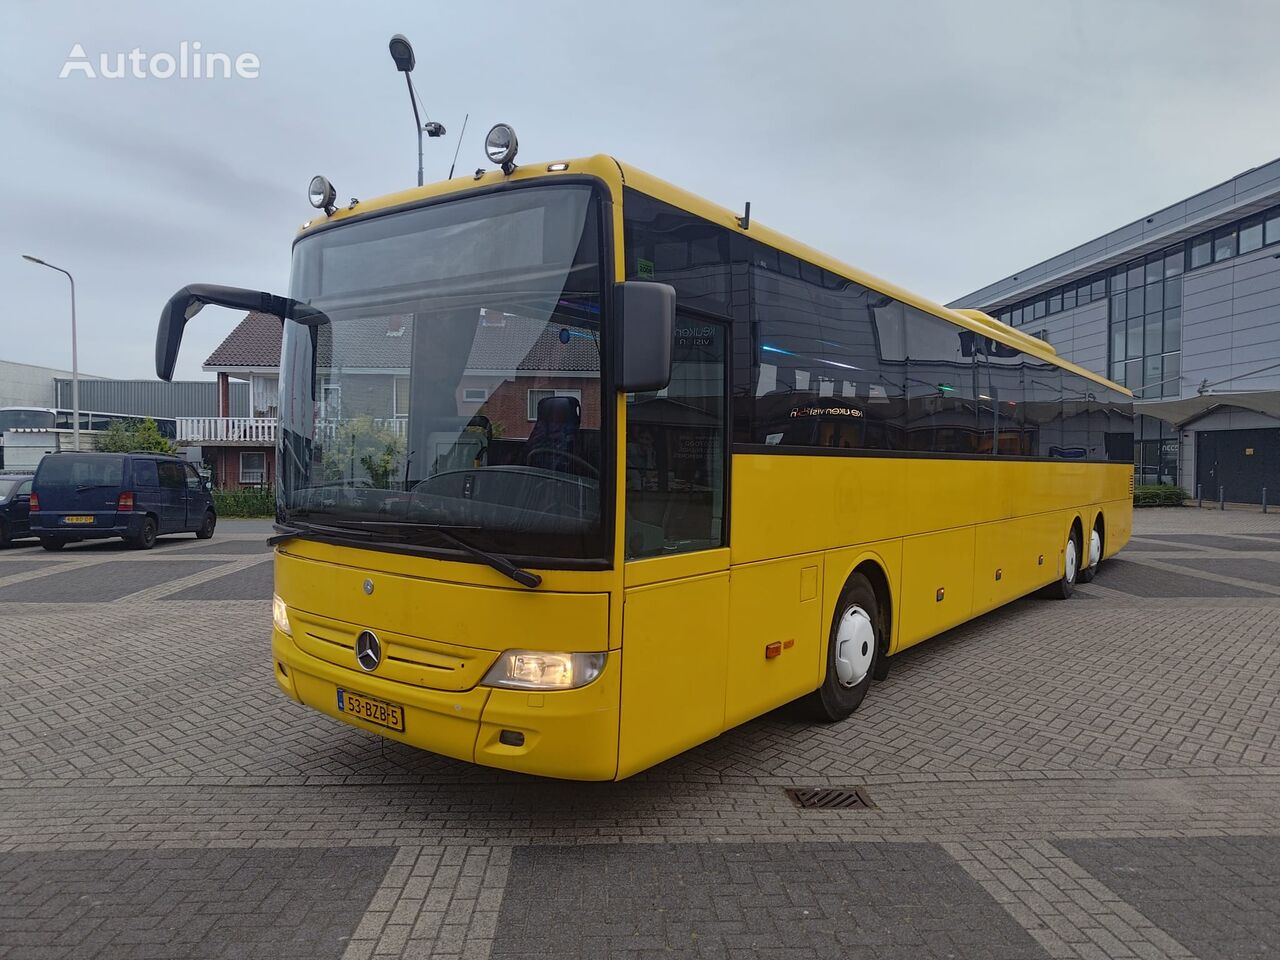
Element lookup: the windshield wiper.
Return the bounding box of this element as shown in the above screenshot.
[272,517,542,589]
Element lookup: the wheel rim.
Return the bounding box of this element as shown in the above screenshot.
[1065,536,1078,583]
[834,605,875,688]
[1089,527,1102,567]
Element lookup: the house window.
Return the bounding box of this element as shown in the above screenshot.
[528,388,581,420]
[393,376,410,418]
[463,387,488,403]
[240,451,266,486]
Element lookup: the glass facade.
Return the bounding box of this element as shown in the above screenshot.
[1108,249,1182,399]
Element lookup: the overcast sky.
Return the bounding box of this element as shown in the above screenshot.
[2,0,1279,381]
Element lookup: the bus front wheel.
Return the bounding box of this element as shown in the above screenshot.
[800,573,882,723]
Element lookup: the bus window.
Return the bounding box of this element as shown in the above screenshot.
[746,257,905,451]
[904,306,977,454]
[625,320,727,559]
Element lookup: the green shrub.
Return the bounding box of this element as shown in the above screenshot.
[95,417,177,454]
[1133,484,1188,507]
[213,488,275,518]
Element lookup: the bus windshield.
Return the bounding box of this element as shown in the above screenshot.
[279,183,608,562]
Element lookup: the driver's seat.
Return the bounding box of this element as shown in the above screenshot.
[523,395,581,468]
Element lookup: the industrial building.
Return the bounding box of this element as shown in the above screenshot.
[950,156,1280,503]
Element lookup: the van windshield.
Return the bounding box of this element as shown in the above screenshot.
[36,456,124,489]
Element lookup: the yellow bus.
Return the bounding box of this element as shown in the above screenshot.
[156,133,1133,780]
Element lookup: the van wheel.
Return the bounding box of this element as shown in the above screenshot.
[196,510,216,539]
[1041,526,1081,600]
[799,573,881,722]
[131,517,158,550]
[1077,519,1104,584]
[40,538,65,552]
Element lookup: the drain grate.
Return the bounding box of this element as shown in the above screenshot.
[785,786,876,810]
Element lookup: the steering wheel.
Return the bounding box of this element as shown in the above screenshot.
[525,448,600,479]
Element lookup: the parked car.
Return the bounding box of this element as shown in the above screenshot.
[0,474,35,546]
[31,452,216,550]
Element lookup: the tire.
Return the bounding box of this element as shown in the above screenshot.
[40,538,65,552]
[1077,518,1104,584]
[131,517,158,550]
[195,510,216,540]
[0,519,9,547]
[1041,526,1081,600]
[799,573,882,722]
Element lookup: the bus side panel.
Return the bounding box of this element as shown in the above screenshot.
[731,454,906,565]
[723,555,824,729]
[972,520,1026,615]
[616,572,729,780]
[897,526,976,651]
[902,459,1008,533]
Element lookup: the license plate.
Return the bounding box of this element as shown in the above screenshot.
[63,516,94,525]
[337,689,404,731]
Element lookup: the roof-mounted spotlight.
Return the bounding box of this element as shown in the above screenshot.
[485,123,519,175]
[308,175,337,216]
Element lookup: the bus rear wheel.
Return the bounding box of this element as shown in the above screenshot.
[1042,526,1081,600]
[1077,518,1104,584]
[800,573,881,723]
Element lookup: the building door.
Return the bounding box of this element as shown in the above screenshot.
[1196,428,1280,504]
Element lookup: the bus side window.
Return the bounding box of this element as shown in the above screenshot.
[625,320,727,560]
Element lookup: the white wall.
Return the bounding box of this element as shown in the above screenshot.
[0,360,104,408]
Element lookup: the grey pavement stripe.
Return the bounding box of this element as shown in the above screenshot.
[339,845,510,960]
[113,555,272,602]
[1074,582,1133,601]
[944,839,1198,960]
[1120,554,1280,596]
[0,554,124,590]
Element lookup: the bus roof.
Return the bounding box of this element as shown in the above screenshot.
[298,154,1129,397]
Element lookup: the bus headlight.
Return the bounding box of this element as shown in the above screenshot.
[481,650,605,690]
[272,594,292,636]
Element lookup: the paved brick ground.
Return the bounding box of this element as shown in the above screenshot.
[1,512,1278,958]
[0,846,395,960]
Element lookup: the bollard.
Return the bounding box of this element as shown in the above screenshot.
[1265,487,1269,514]
[1197,483,1203,509]
[1220,485,1225,511]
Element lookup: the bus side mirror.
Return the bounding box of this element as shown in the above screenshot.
[614,281,675,393]
[156,284,329,381]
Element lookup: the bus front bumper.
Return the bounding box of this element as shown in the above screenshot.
[271,629,620,781]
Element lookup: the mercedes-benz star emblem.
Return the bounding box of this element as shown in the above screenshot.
[355,631,382,672]
[362,578,374,595]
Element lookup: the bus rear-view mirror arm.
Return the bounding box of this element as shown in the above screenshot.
[155,283,330,381]
[614,281,676,394]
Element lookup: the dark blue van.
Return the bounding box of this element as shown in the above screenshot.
[31,452,216,550]
[0,474,35,546]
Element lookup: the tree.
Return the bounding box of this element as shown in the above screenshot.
[95,417,178,455]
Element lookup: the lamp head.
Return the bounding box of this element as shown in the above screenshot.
[388,34,415,72]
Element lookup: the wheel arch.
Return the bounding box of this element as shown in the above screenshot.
[830,554,894,660]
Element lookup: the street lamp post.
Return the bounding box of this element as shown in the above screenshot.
[22,255,80,451]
